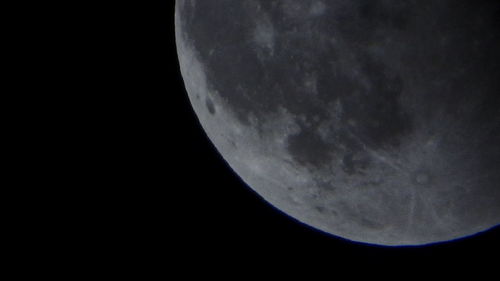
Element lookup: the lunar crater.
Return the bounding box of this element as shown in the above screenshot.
[205,97,215,115]
[412,170,432,186]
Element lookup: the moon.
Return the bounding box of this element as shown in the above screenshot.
[175,0,500,246]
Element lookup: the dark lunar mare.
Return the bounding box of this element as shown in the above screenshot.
[177,0,500,245]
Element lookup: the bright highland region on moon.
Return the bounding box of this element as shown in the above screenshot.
[176,0,500,246]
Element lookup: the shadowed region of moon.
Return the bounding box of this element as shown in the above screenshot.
[175,0,500,246]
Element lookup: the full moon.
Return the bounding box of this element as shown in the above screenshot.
[175,0,500,246]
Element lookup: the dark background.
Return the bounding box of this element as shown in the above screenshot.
[143,1,500,268]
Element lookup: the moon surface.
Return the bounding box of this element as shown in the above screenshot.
[175,0,500,246]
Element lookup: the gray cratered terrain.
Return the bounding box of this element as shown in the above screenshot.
[175,0,500,246]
